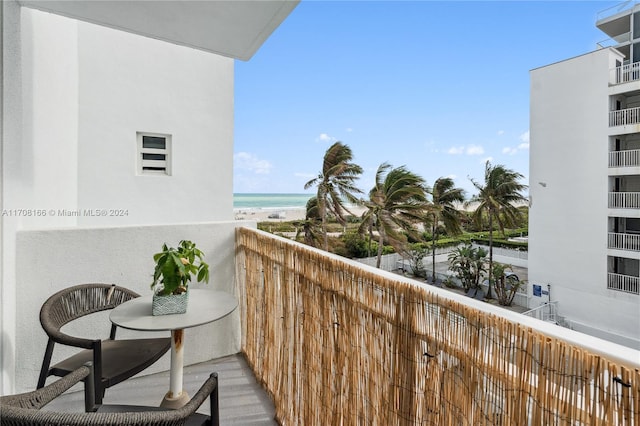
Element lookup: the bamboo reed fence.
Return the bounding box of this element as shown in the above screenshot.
[235,227,639,425]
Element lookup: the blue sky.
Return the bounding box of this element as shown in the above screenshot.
[234,0,617,196]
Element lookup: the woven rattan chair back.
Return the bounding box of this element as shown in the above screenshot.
[1,364,219,426]
[40,284,138,334]
[37,284,171,405]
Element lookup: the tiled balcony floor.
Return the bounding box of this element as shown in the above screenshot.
[44,353,277,425]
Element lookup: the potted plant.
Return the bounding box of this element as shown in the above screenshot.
[150,240,210,315]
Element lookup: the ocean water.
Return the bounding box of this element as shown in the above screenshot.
[233,193,313,210]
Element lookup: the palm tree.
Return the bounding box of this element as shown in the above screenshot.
[304,142,363,251]
[469,161,527,298]
[359,163,428,268]
[427,177,465,283]
[294,196,323,247]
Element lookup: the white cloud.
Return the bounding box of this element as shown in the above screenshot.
[518,142,530,150]
[316,133,337,143]
[466,145,484,155]
[425,139,439,153]
[519,130,530,143]
[234,152,272,175]
[448,144,484,155]
[502,147,517,155]
[497,130,505,136]
[481,156,494,164]
[346,128,353,133]
[294,172,315,179]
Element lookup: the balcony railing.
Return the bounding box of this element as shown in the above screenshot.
[610,62,640,85]
[597,1,637,21]
[609,148,640,167]
[522,301,558,323]
[608,231,640,251]
[236,227,639,425]
[609,191,640,208]
[608,272,640,294]
[609,106,640,127]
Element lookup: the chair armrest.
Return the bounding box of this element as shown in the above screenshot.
[172,372,219,419]
[46,328,98,350]
[0,365,91,410]
[95,372,219,422]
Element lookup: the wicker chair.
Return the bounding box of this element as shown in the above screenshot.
[37,284,171,405]
[0,364,220,426]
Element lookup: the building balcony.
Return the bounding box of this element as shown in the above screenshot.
[9,226,640,424]
[608,271,640,294]
[608,231,640,250]
[597,2,635,39]
[610,148,640,167]
[610,62,640,85]
[609,191,640,208]
[609,106,640,127]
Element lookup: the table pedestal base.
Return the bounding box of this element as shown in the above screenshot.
[160,391,190,409]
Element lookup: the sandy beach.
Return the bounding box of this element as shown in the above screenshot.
[235,205,367,222]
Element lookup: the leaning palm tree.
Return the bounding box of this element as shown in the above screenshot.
[294,196,323,247]
[304,142,363,251]
[468,161,527,298]
[359,163,428,268]
[427,177,465,283]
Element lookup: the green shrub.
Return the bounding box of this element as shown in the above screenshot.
[471,238,528,250]
[342,232,374,258]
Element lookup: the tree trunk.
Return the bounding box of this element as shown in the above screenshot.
[376,230,385,268]
[431,217,437,283]
[487,213,494,299]
[321,205,328,251]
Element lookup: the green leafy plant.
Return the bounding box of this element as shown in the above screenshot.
[408,246,429,278]
[151,240,210,296]
[447,243,488,291]
[491,262,523,306]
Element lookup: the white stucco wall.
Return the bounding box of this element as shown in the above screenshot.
[1,5,237,393]
[13,221,254,393]
[19,7,79,227]
[530,48,640,349]
[2,6,234,231]
[2,0,22,395]
[75,20,234,226]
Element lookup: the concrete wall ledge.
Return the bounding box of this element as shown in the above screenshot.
[11,220,256,392]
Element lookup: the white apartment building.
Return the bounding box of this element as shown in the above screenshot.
[1,1,297,393]
[529,2,640,350]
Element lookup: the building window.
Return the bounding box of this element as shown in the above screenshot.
[137,132,171,175]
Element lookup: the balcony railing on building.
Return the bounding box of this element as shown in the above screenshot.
[609,106,640,127]
[609,191,640,208]
[610,62,640,85]
[522,301,559,323]
[607,271,640,294]
[235,227,639,425]
[610,148,640,167]
[597,1,637,21]
[608,231,640,250]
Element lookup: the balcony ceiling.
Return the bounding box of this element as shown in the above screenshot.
[596,7,632,39]
[597,16,629,39]
[17,0,299,61]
